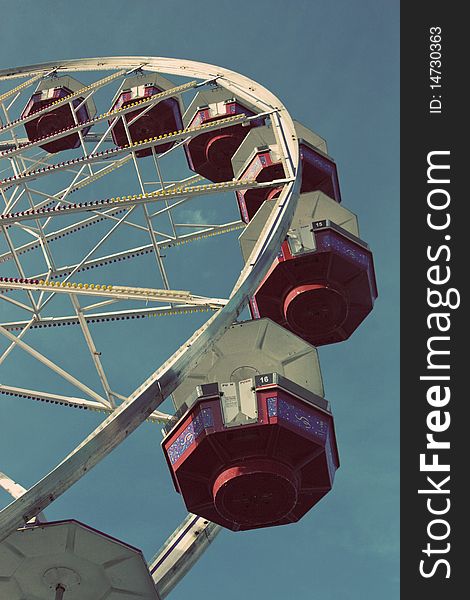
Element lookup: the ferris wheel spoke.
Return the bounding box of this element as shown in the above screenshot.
[0,106,33,217]
[82,132,114,144]
[0,470,29,500]
[0,219,244,277]
[0,178,286,225]
[151,149,177,239]
[10,115,132,221]
[68,100,94,179]
[0,470,46,524]
[49,154,132,204]
[1,225,39,312]
[0,292,36,314]
[9,222,41,241]
[0,384,173,426]
[0,138,29,151]
[37,126,127,217]
[3,185,28,215]
[33,205,174,253]
[14,156,132,235]
[0,304,216,332]
[1,113,58,278]
[80,298,121,312]
[37,205,140,312]
[0,79,197,162]
[0,77,197,158]
[0,384,108,412]
[0,324,111,407]
[0,71,52,105]
[149,513,221,598]
[0,317,35,366]
[49,172,201,234]
[76,173,204,238]
[0,206,127,263]
[0,113,249,191]
[122,115,172,290]
[8,152,78,181]
[0,69,128,138]
[3,94,21,115]
[1,170,199,248]
[69,293,115,406]
[143,202,171,289]
[1,279,229,308]
[21,184,57,273]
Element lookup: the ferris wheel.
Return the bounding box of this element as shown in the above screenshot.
[0,57,377,599]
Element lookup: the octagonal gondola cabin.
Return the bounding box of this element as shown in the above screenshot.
[232,121,342,223]
[0,519,160,600]
[108,74,183,158]
[239,192,378,347]
[182,88,264,183]
[162,319,339,532]
[21,76,97,154]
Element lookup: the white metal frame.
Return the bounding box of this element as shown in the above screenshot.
[0,56,301,594]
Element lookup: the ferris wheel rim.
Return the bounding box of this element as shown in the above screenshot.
[0,56,301,546]
[0,56,283,117]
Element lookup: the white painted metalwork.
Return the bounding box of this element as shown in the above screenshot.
[0,178,275,225]
[0,305,217,331]
[0,384,173,424]
[149,514,221,598]
[0,471,29,501]
[0,471,46,523]
[0,280,228,308]
[0,57,301,594]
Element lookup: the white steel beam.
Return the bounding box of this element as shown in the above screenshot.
[0,100,57,281]
[0,384,173,424]
[0,225,38,312]
[0,219,243,274]
[0,71,49,105]
[0,325,110,407]
[0,471,29,501]
[0,113,249,190]
[69,293,114,406]
[0,471,46,523]
[0,178,283,225]
[0,69,127,136]
[0,170,199,264]
[0,384,107,411]
[0,78,196,145]
[37,206,139,312]
[0,317,35,366]
[0,292,36,313]
[0,204,129,262]
[121,116,171,290]
[0,280,228,308]
[0,305,215,331]
[149,514,221,598]
[151,148,177,239]
[0,56,300,549]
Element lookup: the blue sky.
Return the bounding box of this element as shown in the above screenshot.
[0,1,399,598]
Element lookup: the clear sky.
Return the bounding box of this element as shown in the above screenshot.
[0,1,399,598]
